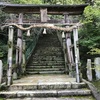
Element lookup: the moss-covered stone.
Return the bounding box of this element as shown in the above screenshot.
[92,80,100,92]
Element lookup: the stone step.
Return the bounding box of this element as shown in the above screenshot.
[0,89,92,98]
[34,52,63,55]
[35,48,62,50]
[38,39,60,41]
[33,54,63,56]
[32,57,64,61]
[29,63,65,66]
[32,56,63,58]
[5,96,95,100]
[9,82,87,91]
[36,46,62,49]
[37,45,61,47]
[37,42,61,45]
[39,39,59,41]
[35,47,62,50]
[39,37,58,39]
[38,38,59,40]
[26,65,65,69]
[30,64,65,66]
[31,61,65,64]
[39,36,58,39]
[36,47,62,49]
[31,60,64,64]
[26,68,65,72]
[34,53,63,56]
[38,42,60,44]
[32,55,64,58]
[38,39,59,41]
[26,71,65,74]
[35,50,63,53]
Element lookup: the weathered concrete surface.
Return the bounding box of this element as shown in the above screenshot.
[0,89,91,98]
[6,96,95,100]
[12,74,75,85]
[10,74,76,90]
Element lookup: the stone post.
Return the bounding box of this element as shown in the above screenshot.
[0,60,3,84]
[87,59,92,81]
[94,57,100,80]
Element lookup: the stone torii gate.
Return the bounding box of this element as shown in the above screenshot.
[0,3,88,86]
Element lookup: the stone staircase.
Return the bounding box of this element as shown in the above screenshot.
[26,33,65,74]
[0,33,95,100]
[0,80,94,99]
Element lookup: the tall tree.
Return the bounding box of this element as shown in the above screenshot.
[79,1,100,56]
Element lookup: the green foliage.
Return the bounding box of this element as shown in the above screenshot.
[0,52,3,58]
[10,0,85,4]
[0,98,4,100]
[89,48,100,55]
[43,0,85,4]
[0,40,7,58]
[79,5,100,55]
[95,0,100,8]
[84,6,100,22]
[11,0,42,4]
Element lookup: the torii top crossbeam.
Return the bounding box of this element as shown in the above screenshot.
[0,3,88,15]
[0,3,88,32]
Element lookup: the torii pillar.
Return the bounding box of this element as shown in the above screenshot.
[64,13,74,77]
[16,13,23,78]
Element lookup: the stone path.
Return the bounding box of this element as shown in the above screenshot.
[12,74,75,86]
[0,74,95,100]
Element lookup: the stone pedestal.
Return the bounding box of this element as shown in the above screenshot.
[94,57,100,80]
[87,59,92,81]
